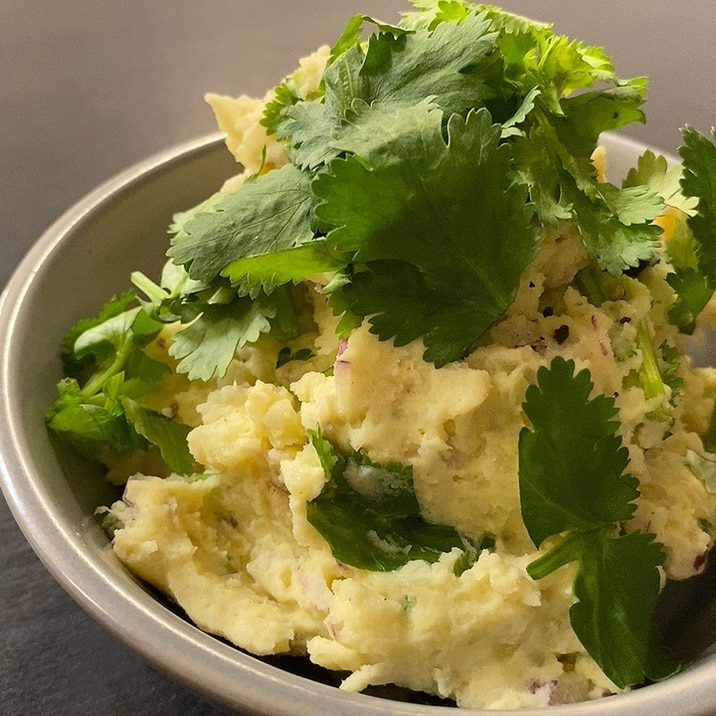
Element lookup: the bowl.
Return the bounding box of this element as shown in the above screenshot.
[2,132,716,715]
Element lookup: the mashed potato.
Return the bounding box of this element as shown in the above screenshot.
[103,22,716,713]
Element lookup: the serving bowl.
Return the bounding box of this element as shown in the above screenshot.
[2,132,716,715]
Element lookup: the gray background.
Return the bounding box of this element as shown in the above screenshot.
[1,2,715,714]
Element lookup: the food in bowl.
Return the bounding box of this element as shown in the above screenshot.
[43,0,716,709]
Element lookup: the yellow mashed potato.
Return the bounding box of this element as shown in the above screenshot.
[105,47,716,710]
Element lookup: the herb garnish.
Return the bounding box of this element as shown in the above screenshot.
[519,357,678,688]
[132,1,667,377]
[666,127,716,333]
[306,430,476,571]
[46,292,194,475]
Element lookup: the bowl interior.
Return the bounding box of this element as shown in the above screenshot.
[4,133,716,715]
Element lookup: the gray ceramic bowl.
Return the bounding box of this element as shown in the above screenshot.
[2,133,716,715]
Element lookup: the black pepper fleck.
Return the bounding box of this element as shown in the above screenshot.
[553,324,570,344]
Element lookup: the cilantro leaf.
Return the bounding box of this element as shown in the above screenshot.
[280,11,497,170]
[519,357,677,688]
[624,149,697,215]
[327,13,408,62]
[260,79,301,137]
[658,127,716,333]
[60,291,138,374]
[134,255,304,382]
[315,107,539,366]
[481,9,658,271]
[557,84,647,144]
[355,12,496,116]
[563,178,663,275]
[167,164,318,285]
[519,85,662,274]
[668,267,716,335]
[122,397,194,475]
[679,126,716,282]
[306,430,467,570]
[167,297,274,382]
[597,183,665,227]
[519,357,638,546]
[221,239,346,294]
[47,375,147,455]
[664,126,716,332]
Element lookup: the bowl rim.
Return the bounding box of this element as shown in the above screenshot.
[1,131,715,716]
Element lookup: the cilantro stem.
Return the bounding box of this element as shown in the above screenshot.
[636,320,666,400]
[573,265,611,306]
[526,531,587,580]
[79,332,134,400]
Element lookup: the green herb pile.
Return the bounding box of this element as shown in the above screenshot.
[46,0,716,697]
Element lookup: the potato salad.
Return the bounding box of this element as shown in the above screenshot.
[46,1,716,709]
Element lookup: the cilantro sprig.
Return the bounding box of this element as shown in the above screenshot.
[519,357,678,688]
[46,293,195,476]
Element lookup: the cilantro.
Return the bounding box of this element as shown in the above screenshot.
[519,357,638,545]
[167,164,318,286]
[276,346,314,368]
[658,340,684,399]
[278,12,497,170]
[59,291,138,375]
[565,181,663,275]
[314,107,539,366]
[679,126,716,282]
[46,295,195,476]
[121,397,195,476]
[221,240,345,295]
[96,505,125,538]
[261,80,301,137]
[666,126,716,333]
[326,13,408,63]
[306,430,470,570]
[528,529,673,688]
[48,375,148,455]
[132,260,303,382]
[519,357,677,688]
[624,149,697,215]
[166,299,269,382]
[622,143,708,335]
[352,13,496,117]
[151,3,670,372]
[666,269,713,335]
[483,6,661,272]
